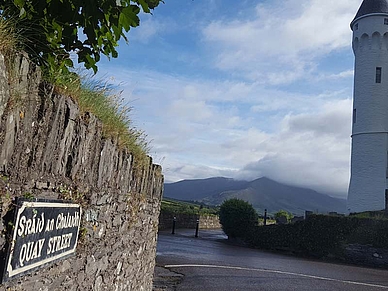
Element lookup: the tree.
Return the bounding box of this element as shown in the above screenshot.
[0,0,163,73]
[219,198,258,239]
[274,210,293,224]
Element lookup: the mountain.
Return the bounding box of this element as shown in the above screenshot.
[163,177,249,201]
[164,177,346,215]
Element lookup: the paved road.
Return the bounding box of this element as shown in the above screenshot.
[156,229,388,291]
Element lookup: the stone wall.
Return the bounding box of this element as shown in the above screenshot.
[199,215,221,229]
[0,53,164,290]
[159,213,221,230]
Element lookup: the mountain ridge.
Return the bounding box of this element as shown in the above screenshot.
[164,177,346,215]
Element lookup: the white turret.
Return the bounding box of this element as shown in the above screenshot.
[347,0,388,213]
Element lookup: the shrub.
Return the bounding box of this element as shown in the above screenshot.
[274,210,293,223]
[219,198,258,239]
[247,214,388,258]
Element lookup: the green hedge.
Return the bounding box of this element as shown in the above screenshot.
[219,198,258,239]
[246,214,388,257]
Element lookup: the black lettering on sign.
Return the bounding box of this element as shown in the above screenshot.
[1,198,82,282]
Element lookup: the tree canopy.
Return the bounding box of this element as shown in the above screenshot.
[0,0,163,73]
[274,210,293,223]
[219,198,258,239]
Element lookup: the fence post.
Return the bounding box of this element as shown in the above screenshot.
[172,216,176,234]
[385,190,388,212]
[195,219,199,238]
[264,209,267,226]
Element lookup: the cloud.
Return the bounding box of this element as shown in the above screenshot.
[202,0,359,84]
[285,100,352,137]
[235,99,352,197]
[130,16,178,44]
[316,70,354,81]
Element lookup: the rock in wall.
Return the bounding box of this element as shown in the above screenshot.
[0,52,164,290]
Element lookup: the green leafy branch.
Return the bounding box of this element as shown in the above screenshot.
[1,0,163,73]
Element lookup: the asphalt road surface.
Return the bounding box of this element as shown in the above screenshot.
[156,229,388,291]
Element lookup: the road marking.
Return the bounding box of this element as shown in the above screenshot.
[164,264,388,289]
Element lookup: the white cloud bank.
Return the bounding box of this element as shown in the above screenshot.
[237,99,352,196]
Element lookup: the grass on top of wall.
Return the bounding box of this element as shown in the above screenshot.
[51,71,150,162]
[0,17,19,56]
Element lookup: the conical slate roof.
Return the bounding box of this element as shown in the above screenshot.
[351,0,388,28]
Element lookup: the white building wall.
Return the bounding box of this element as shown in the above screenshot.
[348,134,387,212]
[348,15,388,213]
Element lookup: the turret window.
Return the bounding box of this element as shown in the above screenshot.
[353,109,357,124]
[376,67,382,83]
[385,18,388,25]
[354,23,359,30]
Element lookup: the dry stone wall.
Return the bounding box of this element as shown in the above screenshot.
[0,53,164,290]
[199,215,221,229]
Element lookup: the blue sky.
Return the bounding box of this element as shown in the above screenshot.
[96,0,363,198]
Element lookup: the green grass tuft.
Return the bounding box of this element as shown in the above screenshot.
[0,17,18,56]
[51,70,150,161]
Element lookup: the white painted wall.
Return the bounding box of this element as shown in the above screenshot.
[348,14,388,213]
